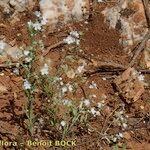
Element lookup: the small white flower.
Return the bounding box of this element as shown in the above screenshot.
[24,50,30,56]
[13,68,19,75]
[76,65,85,74]
[25,57,32,63]
[63,36,76,44]
[97,101,105,108]
[34,11,41,18]
[27,20,33,28]
[0,40,6,50]
[97,103,103,108]
[92,94,97,98]
[23,79,31,90]
[61,86,68,93]
[59,77,62,81]
[122,123,127,128]
[60,120,66,127]
[89,81,97,89]
[90,107,97,116]
[116,133,123,139]
[40,63,49,75]
[70,31,80,38]
[66,83,73,92]
[83,99,90,107]
[113,137,117,142]
[62,99,72,106]
[33,21,42,31]
[63,31,80,45]
[96,111,100,116]
[138,74,144,81]
[102,77,106,81]
[60,81,64,85]
[97,0,104,2]
[41,16,48,25]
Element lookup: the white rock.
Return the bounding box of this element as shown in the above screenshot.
[39,0,89,30]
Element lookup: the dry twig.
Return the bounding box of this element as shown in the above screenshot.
[142,0,150,28]
[128,30,150,67]
[43,41,64,56]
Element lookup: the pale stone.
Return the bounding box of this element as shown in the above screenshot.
[39,0,89,30]
[114,67,145,103]
[144,40,150,68]
[102,0,148,50]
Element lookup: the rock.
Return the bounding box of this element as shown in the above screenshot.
[144,40,150,68]
[102,0,148,51]
[9,0,28,13]
[39,0,90,30]
[0,0,34,18]
[0,0,10,14]
[114,67,145,103]
[0,41,22,63]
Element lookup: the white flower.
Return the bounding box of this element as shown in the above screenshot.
[113,137,117,142]
[60,120,66,127]
[102,77,106,80]
[13,68,19,75]
[0,40,6,50]
[23,79,31,90]
[89,81,97,89]
[96,111,100,116]
[41,16,48,25]
[92,94,97,98]
[34,11,41,18]
[25,57,32,63]
[97,100,105,108]
[70,31,80,38]
[63,36,76,44]
[66,83,73,92]
[61,86,68,93]
[116,133,123,139]
[59,77,62,80]
[60,81,64,85]
[62,99,72,106]
[33,21,42,31]
[63,31,80,45]
[40,63,49,75]
[83,99,90,107]
[27,20,33,28]
[90,107,97,116]
[24,50,30,56]
[97,0,104,2]
[76,65,85,74]
[122,123,127,128]
[97,103,103,108]
[138,74,144,81]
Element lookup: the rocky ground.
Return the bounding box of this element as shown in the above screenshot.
[0,0,150,150]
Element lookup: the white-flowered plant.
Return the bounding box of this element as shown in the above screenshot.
[89,81,97,89]
[83,99,90,107]
[13,68,19,75]
[24,50,30,56]
[113,109,128,129]
[23,79,31,90]
[60,120,66,127]
[138,74,144,81]
[40,63,49,75]
[63,31,80,45]
[76,64,85,74]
